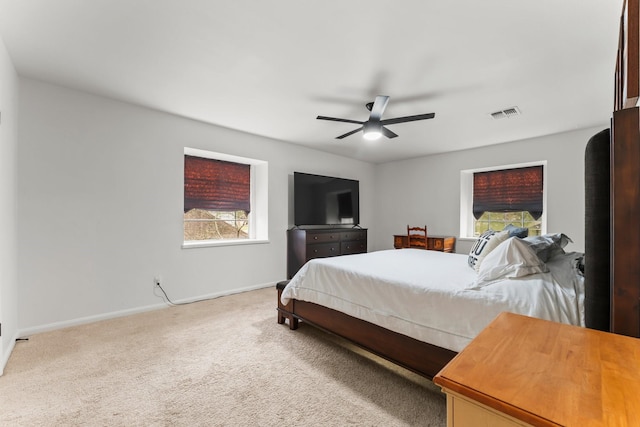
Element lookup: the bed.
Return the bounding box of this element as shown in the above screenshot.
[277,233,585,379]
[277,0,640,379]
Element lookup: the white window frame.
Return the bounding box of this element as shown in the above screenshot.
[182,147,269,248]
[459,160,547,239]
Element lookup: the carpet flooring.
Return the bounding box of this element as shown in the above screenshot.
[0,287,446,426]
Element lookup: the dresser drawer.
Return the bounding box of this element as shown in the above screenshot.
[341,230,367,241]
[307,242,340,258]
[306,232,340,244]
[341,241,367,254]
[430,238,444,250]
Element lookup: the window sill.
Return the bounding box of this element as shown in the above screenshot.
[182,239,270,249]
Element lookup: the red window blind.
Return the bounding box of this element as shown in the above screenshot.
[473,165,543,220]
[184,155,251,213]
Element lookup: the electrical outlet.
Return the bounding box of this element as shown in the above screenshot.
[154,275,162,287]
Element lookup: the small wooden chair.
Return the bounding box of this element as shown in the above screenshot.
[407,225,427,249]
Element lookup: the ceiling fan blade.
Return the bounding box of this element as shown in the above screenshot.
[381,126,398,139]
[380,113,435,126]
[317,116,364,125]
[336,127,363,139]
[369,95,390,121]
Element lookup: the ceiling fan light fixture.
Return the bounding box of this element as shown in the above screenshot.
[316,95,435,140]
[363,130,382,140]
[363,121,382,140]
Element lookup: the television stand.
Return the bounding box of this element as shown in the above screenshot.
[286,228,367,278]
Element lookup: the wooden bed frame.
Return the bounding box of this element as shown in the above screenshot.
[277,0,640,380]
[276,282,456,379]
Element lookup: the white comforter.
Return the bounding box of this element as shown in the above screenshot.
[281,249,584,352]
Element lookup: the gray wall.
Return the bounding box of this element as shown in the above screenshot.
[0,35,19,374]
[372,125,606,254]
[17,78,375,334]
[13,75,604,341]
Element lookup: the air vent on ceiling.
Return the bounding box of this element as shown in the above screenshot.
[490,106,521,119]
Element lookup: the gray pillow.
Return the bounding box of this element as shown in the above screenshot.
[523,233,572,262]
[503,224,529,238]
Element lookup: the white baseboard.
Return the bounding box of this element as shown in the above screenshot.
[166,282,273,305]
[17,282,274,339]
[1,331,19,376]
[18,302,168,338]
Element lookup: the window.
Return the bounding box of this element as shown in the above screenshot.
[460,162,546,238]
[183,148,268,246]
[474,211,541,236]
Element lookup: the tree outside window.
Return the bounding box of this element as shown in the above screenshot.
[474,211,542,237]
[184,209,248,240]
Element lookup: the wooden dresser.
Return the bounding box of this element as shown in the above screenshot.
[434,312,640,427]
[393,234,455,252]
[287,228,367,279]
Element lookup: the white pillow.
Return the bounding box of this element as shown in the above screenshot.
[473,230,510,272]
[476,237,548,283]
[468,230,507,269]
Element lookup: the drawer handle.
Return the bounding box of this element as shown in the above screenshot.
[314,236,318,240]
[331,247,335,251]
[314,249,318,253]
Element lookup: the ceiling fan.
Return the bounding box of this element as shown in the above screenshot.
[316,95,435,140]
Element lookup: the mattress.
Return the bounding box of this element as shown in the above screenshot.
[281,248,585,352]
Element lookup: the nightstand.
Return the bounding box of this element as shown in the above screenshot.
[434,312,640,426]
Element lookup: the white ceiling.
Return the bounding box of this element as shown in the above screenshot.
[0,0,624,163]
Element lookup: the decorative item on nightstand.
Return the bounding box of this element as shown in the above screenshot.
[407,225,427,249]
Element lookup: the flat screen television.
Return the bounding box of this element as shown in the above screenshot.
[294,172,360,226]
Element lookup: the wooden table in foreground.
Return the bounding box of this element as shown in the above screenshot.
[433,312,640,427]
